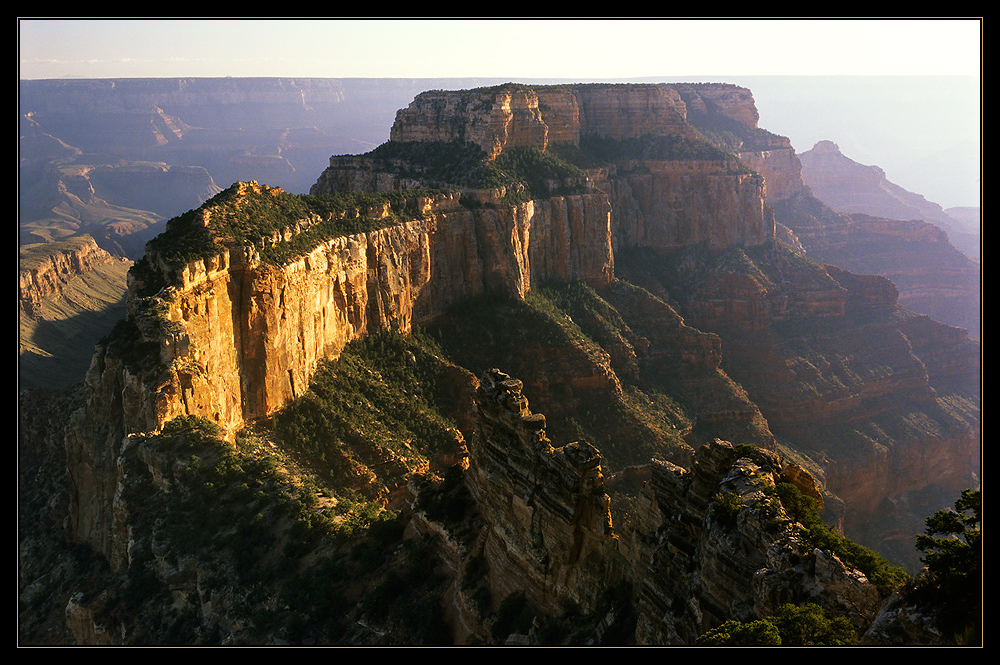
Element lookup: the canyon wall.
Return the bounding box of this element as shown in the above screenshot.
[19,236,133,391]
[389,84,700,158]
[453,369,884,644]
[66,182,612,559]
[53,81,978,629]
[339,83,775,252]
[128,183,611,432]
[19,235,118,310]
[465,369,625,619]
[780,141,980,337]
[592,163,772,251]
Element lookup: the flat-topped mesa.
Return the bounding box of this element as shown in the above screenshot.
[342,83,778,252]
[89,179,613,442]
[388,83,701,159]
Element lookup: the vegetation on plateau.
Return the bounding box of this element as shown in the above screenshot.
[551,133,749,173]
[142,182,447,268]
[364,140,589,201]
[684,107,790,154]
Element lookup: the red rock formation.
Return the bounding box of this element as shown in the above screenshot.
[389,83,699,159]
[460,372,884,644]
[19,235,118,309]
[465,369,624,617]
[778,142,980,337]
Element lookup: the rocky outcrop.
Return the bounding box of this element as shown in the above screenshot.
[460,370,886,644]
[466,369,625,617]
[389,84,700,159]
[65,181,613,560]
[738,147,807,201]
[629,443,883,644]
[19,236,118,310]
[146,184,609,429]
[664,83,808,203]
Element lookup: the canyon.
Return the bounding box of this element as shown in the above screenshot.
[794,140,980,337]
[18,80,979,645]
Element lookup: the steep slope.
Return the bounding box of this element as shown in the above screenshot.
[613,241,979,572]
[19,236,133,390]
[19,81,979,645]
[799,140,979,260]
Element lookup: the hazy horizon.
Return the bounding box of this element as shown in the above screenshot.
[18,18,982,209]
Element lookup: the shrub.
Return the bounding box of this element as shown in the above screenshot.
[775,481,909,596]
[711,491,743,526]
[696,603,857,646]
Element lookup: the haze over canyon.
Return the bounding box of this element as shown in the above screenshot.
[18,76,980,646]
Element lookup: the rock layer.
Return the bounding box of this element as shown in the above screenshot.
[462,370,884,644]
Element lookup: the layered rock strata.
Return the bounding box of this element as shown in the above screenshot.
[629,443,882,644]
[460,369,884,644]
[66,182,612,559]
[465,369,625,617]
[389,84,700,158]
[325,83,776,252]
[111,183,612,434]
[42,82,980,643]
[19,236,118,310]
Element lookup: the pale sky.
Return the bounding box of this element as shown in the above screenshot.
[18,18,982,80]
[17,17,983,208]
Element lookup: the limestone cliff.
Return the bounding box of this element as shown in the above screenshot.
[389,83,699,158]
[669,82,808,203]
[323,82,775,252]
[419,369,892,644]
[464,370,624,618]
[19,235,118,310]
[19,236,133,390]
[65,179,612,561]
[24,81,980,646]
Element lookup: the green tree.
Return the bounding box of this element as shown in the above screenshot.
[696,603,857,646]
[910,488,981,644]
[769,603,857,646]
[776,481,909,597]
[775,481,819,526]
[696,619,782,645]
